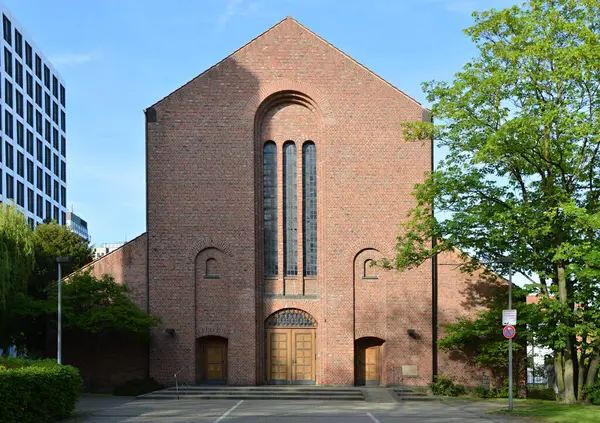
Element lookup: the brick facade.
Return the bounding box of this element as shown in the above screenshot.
[83,233,147,311]
[437,250,494,386]
[88,17,495,388]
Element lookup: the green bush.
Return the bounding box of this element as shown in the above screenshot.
[454,384,467,396]
[0,357,58,369]
[488,379,519,398]
[429,374,465,396]
[585,380,600,405]
[472,385,491,398]
[113,377,164,396]
[528,387,556,401]
[0,358,82,423]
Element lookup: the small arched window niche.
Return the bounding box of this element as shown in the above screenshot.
[205,258,220,279]
[363,259,379,280]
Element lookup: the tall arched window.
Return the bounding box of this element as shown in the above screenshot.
[283,142,297,276]
[302,142,317,276]
[263,142,278,276]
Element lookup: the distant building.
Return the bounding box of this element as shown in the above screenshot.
[66,211,88,239]
[93,242,124,259]
[0,3,68,228]
[526,295,552,386]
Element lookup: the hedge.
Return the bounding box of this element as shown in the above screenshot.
[0,358,82,423]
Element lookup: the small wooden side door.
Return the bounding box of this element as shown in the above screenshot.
[202,339,227,383]
[364,346,380,385]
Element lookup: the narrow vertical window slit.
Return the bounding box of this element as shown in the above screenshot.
[263,142,278,276]
[283,142,298,276]
[302,141,317,276]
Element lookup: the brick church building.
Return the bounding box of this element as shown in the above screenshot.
[84,17,493,389]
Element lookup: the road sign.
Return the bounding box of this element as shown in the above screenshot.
[502,309,517,325]
[503,325,516,339]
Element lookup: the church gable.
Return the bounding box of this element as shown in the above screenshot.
[148,17,425,117]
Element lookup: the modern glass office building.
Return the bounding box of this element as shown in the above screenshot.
[0,3,67,227]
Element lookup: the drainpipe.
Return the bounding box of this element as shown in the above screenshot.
[144,107,154,380]
[430,114,438,380]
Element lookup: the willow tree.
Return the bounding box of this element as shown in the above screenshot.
[0,204,34,307]
[395,0,600,403]
[0,204,34,353]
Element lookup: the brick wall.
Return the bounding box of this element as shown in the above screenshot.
[61,331,148,393]
[84,233,147,310]
[437,250,499,386]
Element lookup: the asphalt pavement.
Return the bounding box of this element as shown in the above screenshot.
[72,395,525,423]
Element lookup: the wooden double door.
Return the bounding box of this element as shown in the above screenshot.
[267,329,315,384]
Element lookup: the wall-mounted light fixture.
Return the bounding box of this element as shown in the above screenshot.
[165,328,176,337]
[407,329,419,339]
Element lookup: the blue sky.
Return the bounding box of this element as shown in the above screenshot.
[4,0,518,245]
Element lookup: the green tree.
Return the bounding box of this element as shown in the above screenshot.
[46,271,158,340]
[31,221,93,298]
[394,0,600,403]
[0,204,35,354]
[19,221,93,356]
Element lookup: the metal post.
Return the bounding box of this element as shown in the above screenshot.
[57,262,62,365]
[508,263,513,411]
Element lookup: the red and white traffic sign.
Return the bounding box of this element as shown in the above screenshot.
[503,325,516,339]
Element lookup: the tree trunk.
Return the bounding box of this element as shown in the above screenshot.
[577,359,586,402]
[584,354,600,401]
[556,265,577,403]
[555,353,565,394]
[563,356,577,403]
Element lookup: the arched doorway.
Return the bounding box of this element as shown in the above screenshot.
[196,336,228,384]
[265,309,317,384]
[355,337,385,386]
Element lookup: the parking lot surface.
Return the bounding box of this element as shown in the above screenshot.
[75,396,524,423]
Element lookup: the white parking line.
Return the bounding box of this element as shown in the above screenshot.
[214,400,244,423]
[366,412,381,423]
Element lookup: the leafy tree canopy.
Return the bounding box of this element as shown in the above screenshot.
[47,272,158,341]
[31,221,92,298]
[395,0,600,403]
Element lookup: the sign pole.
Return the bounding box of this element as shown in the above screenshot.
[57,261,62,365]
[55,257,72,365]
[508,263,513,412]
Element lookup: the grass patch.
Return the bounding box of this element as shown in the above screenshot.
[493,399,599,423]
